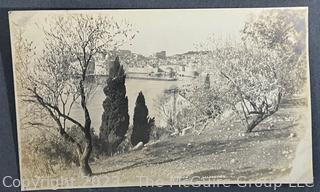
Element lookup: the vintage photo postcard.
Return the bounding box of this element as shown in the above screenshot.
[9,7,312,190]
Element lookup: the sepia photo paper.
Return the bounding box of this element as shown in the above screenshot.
[9,7,312,190]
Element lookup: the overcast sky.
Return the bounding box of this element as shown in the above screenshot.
[9,8,301,56]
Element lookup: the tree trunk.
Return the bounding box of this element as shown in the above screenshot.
[79,131,92,176]
[79,155,92,176]
[246,92,282,133]
[79,79,93,176]
[246,114,264,133]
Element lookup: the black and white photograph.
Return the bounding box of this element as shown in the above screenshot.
[9,8,312,190]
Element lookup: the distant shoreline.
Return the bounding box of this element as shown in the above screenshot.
[126,76,178,81]
[87,73,196,82]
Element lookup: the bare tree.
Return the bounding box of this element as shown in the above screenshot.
[197,38,282,133]
[194,9,306,133]
[220,47,282,133]
[13,14,135,176]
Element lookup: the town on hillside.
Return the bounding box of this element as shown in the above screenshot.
[86,50,213,81]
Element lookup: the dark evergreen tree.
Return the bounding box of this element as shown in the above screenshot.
[100,56,129,155]
[204,73,210,90]
[131,92,154,146]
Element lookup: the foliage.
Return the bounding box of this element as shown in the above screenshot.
[149,126,173,141]
[215,43,282,132]
[194,9,307,132]
[115,128,132,154]
[13,14,136,175]
[155,76,221,135]
[180,76,222,132]
[21,126,100,177]
[131,91,155,146]
[241,9,307,95]
[100,57,130,155]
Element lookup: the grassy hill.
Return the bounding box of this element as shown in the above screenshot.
[23,98,309,190]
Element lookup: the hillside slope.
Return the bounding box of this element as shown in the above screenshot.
[25,100,308,190]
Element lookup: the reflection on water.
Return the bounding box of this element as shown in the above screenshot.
[70,78,192,133]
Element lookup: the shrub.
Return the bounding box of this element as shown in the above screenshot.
[20,126,100,177]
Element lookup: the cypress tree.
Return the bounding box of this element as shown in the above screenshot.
[131,91,154,146]
[100,56,129,155]
[204,73,210,90]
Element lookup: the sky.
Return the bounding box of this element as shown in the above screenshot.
[8,8,304,56]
